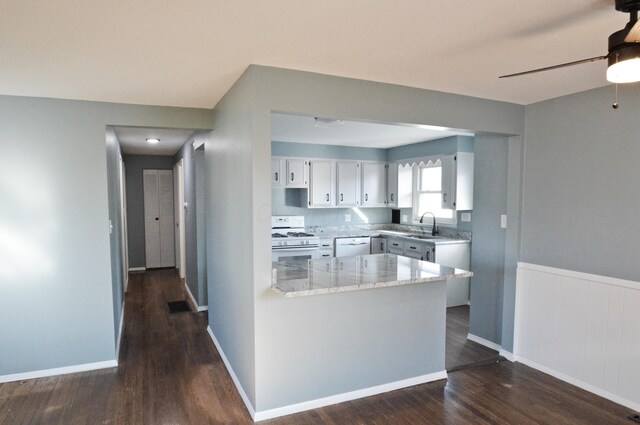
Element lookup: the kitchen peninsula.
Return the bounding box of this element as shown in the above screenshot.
[265,253,472,414]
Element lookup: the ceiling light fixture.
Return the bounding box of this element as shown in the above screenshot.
[146,138,160,144]
[314,117,344,127]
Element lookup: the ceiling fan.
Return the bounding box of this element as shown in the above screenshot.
[500,0,640,85]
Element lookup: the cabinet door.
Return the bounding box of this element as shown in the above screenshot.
[309,160,335,207]
[361,162,387,207]
[370,237,386,254]
[387,163,398,207]
[286,159,308,187]
[271,158,284,187]
[441,155,456,210]
[336,161,361,206]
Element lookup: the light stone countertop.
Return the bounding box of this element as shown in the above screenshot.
[272,253,473,297]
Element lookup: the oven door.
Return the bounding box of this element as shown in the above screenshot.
[272,246,320,262]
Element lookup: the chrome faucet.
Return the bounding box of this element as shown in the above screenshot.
[419,212,438,236]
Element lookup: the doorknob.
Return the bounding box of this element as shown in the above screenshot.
[155,217,159,221]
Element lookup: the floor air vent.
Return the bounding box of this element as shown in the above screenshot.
[168,300,191,314]
[628,414,640,423]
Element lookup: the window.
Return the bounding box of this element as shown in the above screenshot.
[413,159,455,225]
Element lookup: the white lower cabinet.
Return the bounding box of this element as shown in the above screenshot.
[318,237,334,258]
[433,243,470,307]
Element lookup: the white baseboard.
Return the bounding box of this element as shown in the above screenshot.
[0,360,118,384]
[128,267,145,272]
[467,333,501,352]
[498,349,517,362]
[253,370,447,421]
[206,325,447,422]
[517,356,640,413]
[115,300,125,361]
[184,281,207,312]
[206,326,257,419]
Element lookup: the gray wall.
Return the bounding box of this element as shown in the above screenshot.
[0,94,212,377]
[522,84,640,281]
[469,135,509,344]
[211,65,524,413]
[105,127,125,344]
[123,154,176,269]
[207,70,257,407]
[174,132,211,307]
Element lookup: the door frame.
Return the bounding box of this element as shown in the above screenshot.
[118,154,129,292]
[175,159,186,279]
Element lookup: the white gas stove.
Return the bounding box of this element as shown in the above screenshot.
[271,216,319,261]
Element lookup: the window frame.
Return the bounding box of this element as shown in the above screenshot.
[411,156,457,227]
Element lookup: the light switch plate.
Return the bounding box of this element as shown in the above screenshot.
[402,214,408,223]
[501,215,507,229]
[345,214,351,222]
[461,212,471,222]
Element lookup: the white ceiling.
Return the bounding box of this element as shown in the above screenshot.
[0,1,629,108]
[114,127,196,156]
[272,113,473,148]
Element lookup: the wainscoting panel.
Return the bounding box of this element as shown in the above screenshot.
[515,262,640,411]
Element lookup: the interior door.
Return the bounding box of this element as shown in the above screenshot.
[143,169,175,268]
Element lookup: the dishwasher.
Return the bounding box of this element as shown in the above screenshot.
[335,237,371,257]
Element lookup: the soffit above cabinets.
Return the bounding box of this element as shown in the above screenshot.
[271,113,473,149]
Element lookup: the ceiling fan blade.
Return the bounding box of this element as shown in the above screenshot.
[624,20,640,42]
[499,55,608,79]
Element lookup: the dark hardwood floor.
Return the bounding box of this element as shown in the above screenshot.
[446,305,500,371]
[0,270,635,424]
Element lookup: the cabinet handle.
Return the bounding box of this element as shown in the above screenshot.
[380,242,384,250]
[291,172,294,181]
[322,254,330,257]
[365,194,368,202]
[426,251,430,261]
[443,193,447,203]
[326,194,330,202]
[390,193,394,201]
[275,172,278,182]
[340,193,344,202]
[409,246,417,250]
[392,243,399,247]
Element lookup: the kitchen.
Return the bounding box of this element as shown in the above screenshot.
[270,113,475,304]
[267,112,500,411]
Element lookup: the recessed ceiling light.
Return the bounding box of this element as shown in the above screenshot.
[146,138,160,144]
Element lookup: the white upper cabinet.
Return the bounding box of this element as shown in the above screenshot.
[286,158,308,188]
[336,161,361,207]
[271,158,284,187]
[361,162,387,207]
[308,160,335,207]
[441,153,473,210]
[387,162,398,207]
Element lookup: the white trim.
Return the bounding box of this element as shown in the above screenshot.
[467,333,501,352]
[517,356,640,413]
[207,326,447,422]
[184,281,208,312]
[517,261,640,290]
[128,267,146,272]
[253,370,447,422]
[498,349,517,362]
[115,301,125,360]
[206,326,257,420]
[0,360,118,384]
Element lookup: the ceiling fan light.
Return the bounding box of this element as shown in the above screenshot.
[607,58,640,83]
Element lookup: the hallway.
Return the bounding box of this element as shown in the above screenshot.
[0,270,633,424]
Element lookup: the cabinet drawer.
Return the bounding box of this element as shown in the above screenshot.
[403,241,424,255]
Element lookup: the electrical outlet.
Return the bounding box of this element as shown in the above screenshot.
[345,214,351,222]
[501,215,507,229]
[461,212,471,222]
[402,214,408,223]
